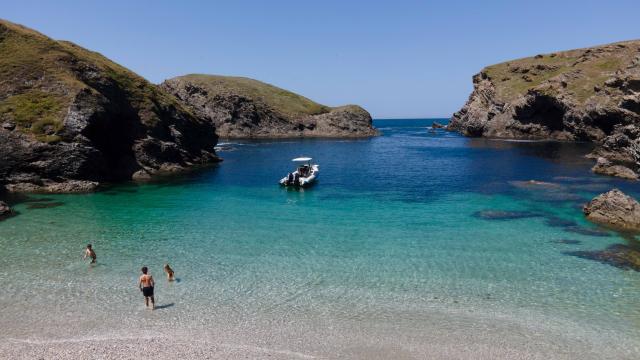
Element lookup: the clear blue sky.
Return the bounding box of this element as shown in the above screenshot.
[3,0,640,118]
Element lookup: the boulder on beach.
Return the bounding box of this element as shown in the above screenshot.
[583,189,640,231]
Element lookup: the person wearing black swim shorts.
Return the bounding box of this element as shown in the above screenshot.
[138,266,155,310]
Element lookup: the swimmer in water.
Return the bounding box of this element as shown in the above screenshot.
[83,244,96,264]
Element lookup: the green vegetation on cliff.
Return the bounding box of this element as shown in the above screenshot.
[175,74,331,119]
[451,39,640,180]
[0,19,191,141]
[483,40,637,104]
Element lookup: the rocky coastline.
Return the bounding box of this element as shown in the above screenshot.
[0,21,377,195]
[449,40,640,180]
[160,75,378,139]
[0,20,221,194]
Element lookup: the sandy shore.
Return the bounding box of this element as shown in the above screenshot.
[2,311,638,360]
[1,335,633,360]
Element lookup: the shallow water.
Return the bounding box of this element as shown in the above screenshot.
[1,119,639,358]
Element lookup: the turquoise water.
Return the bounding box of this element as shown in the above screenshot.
[1,120,639,358]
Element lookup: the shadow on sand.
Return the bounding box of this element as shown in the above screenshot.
[154,303,175,310]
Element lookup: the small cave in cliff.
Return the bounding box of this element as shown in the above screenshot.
[82,109,140,181]
[514,95,566,132]
[589,109,630,136]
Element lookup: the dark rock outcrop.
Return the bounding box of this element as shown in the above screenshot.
[160,75,378,138]
[0,201,13,220]
[0,20,219,193]
[591,157,638,180]
[450,41,640,180]
[583,189,640,231]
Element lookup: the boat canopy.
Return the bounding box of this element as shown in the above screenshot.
[292,157,312,162]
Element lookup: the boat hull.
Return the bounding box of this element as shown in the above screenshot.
[279,164,319,187]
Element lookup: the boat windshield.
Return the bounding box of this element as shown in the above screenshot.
[298,165,310,176]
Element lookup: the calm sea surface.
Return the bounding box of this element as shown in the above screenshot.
[1,119,639,358]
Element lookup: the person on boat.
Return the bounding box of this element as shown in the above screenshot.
[139,266,155,310]
[287,172,294,185]
[83,244,97,264]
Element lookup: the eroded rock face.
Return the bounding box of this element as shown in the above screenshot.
[583,189,640,231]
[450,41,640,180]
[591,157,638,180]
[160,75,378,139]
[0,20,219,193]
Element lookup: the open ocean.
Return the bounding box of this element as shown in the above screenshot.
[1,119,639,358]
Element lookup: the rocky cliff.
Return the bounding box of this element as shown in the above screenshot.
[0,20,219,193]
[450,40,640,180]
[160,75,378,138]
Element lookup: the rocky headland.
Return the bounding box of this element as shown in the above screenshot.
[0,20,220,193]
[160,75,378,138]
[449,40,640,180]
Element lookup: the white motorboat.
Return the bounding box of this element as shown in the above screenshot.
[279,157,319,187]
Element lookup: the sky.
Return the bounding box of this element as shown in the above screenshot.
[3,0,640,118]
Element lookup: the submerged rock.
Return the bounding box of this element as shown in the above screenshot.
[583,189,640,232]
[565,244,640,271]
[543,215,611,236]
[563,226,611,237]
[509,180,586,203]
[473,210,543,220]
[545,216,577,228]
[449,41,640,180]
[26,201,64,209]
[566,182,611,192]
[509,180,563,190]
[431,121,445,129]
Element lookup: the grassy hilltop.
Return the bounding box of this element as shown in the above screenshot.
[450,40,640,180]
[175,74,331,119]
[0,19,218,192]
[161,74,376,138]
[482,40,640,105]
[0,19,191,142]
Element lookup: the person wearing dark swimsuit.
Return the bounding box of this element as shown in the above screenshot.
[139,266,155,310]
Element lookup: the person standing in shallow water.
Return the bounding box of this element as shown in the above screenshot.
[139,266,155,310]
[83,244,96,264]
